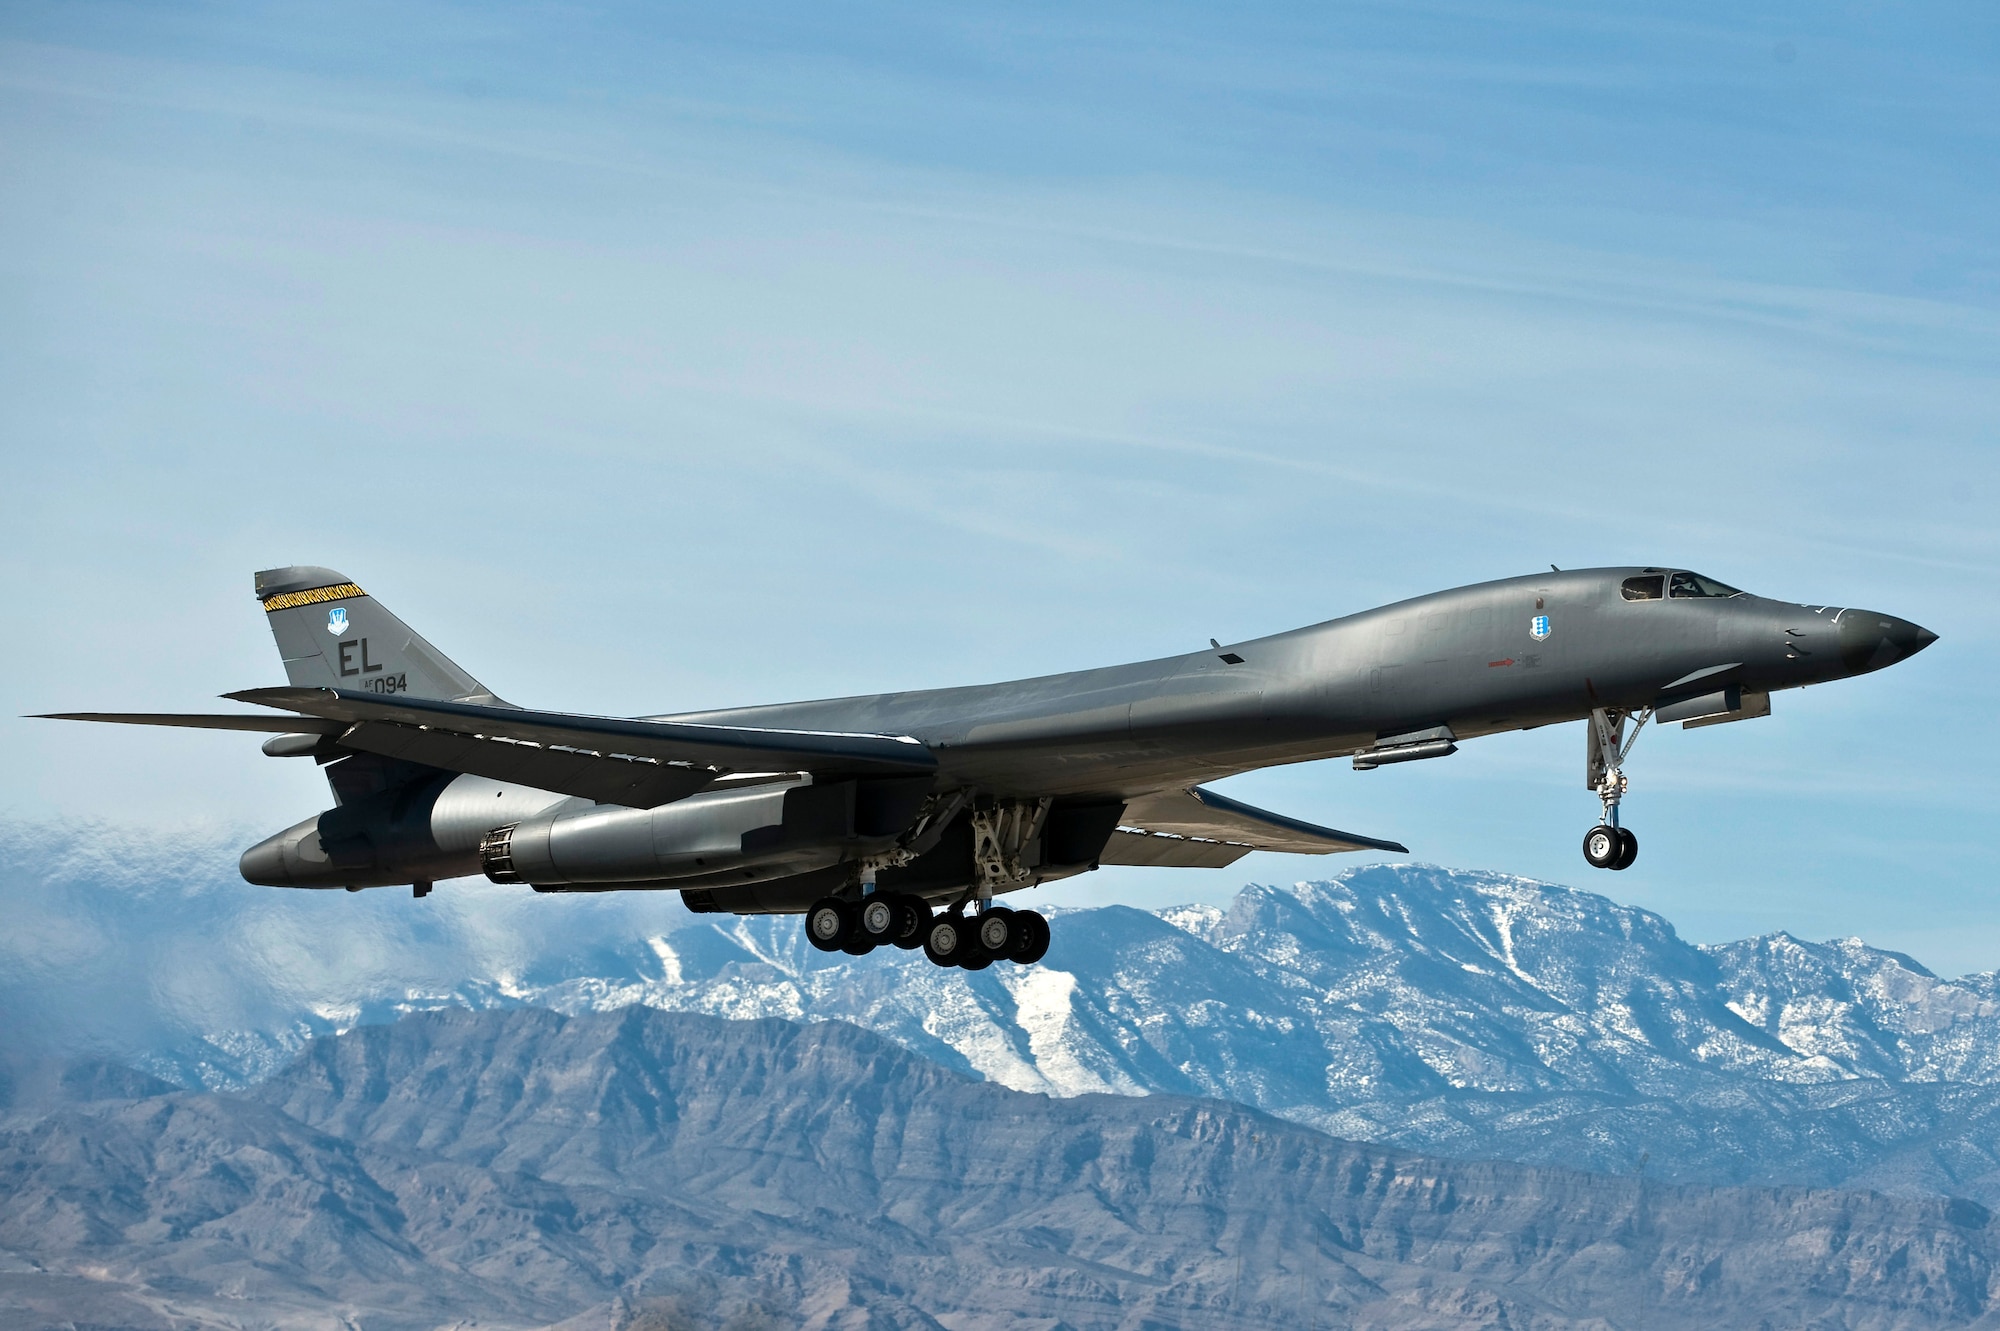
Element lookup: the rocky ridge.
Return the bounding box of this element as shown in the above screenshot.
[513,866,2000,1199]
[7,820,1999,1201]
[4,1006,1998,1331]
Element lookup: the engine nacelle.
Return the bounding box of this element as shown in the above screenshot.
[241,767,935,893]
[239,772,570,888]
[479,776,932,889]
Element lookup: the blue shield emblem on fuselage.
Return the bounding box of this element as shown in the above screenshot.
[327,607,350,636]
[1530,614,1551,641]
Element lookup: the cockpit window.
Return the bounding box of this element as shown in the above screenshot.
[1669,571,1744,599]
[1621,575,1664,601]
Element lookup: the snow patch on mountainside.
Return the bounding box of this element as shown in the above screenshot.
[8,820,2000,1198]
[479,864,2000,1196]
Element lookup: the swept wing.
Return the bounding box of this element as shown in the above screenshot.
[45,687,935,810]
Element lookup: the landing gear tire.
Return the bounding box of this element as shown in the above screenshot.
[805,897,854,952]
[1583,825,1622,870]
[974,907,1016,956]
[924,914,972,967]
[858,894,900,944]
[1008,910,1051,965]
[890,895,932,950]
[1612,827,1639,871]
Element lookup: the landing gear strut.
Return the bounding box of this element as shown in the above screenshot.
[1583,707,1647,871]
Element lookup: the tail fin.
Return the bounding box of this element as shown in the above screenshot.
[253,565,506,706]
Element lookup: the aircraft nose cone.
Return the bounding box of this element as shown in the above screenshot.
[1839,611,1938,674]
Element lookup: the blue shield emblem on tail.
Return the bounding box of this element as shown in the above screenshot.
[326,607,350,636]
[1530,614,1551,641]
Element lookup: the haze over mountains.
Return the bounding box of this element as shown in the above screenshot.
[6,821,2000,1203]
[7,1006,1999,1331]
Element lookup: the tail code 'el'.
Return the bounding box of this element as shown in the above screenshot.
[254,565,504,705]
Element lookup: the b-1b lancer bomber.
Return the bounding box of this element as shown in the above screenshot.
[43,564,1934,969]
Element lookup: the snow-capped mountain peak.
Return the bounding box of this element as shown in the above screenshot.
[8,822,2000,1200]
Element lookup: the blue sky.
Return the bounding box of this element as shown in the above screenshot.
[3,3,1996,968]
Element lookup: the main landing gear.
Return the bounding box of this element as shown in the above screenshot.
[805,894,1052,968]
[922,905,1052,969]
[1582,706,1648,871]
[805,796,1057,968]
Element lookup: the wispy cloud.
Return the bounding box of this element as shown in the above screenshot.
[2,1,1995,966]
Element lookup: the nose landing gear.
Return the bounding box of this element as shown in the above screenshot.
[1583,707,1647,871]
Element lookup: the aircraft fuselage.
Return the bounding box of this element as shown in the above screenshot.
[663,566,1930,797]
[44,562,1935,965]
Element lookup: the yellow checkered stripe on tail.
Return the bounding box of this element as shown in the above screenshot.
[261,582,365,612]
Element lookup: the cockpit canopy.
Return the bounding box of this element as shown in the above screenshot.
[1620,569,1744,602]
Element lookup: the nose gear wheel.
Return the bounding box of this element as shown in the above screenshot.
[1584,825,1620,869]
[1615,828,1638,869]
[1584,825,1637,871]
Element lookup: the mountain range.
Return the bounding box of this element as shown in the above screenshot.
[5,820,2000,1201]
[6,1005,1998,1331]
[520,868,2000,1201]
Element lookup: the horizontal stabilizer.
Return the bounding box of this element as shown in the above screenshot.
[35,712,346,735]
[1101,784,1405,867]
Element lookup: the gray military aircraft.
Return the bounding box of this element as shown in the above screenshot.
[42,564,1934,968]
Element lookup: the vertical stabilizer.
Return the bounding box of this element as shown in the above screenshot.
[253,566,505,705]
